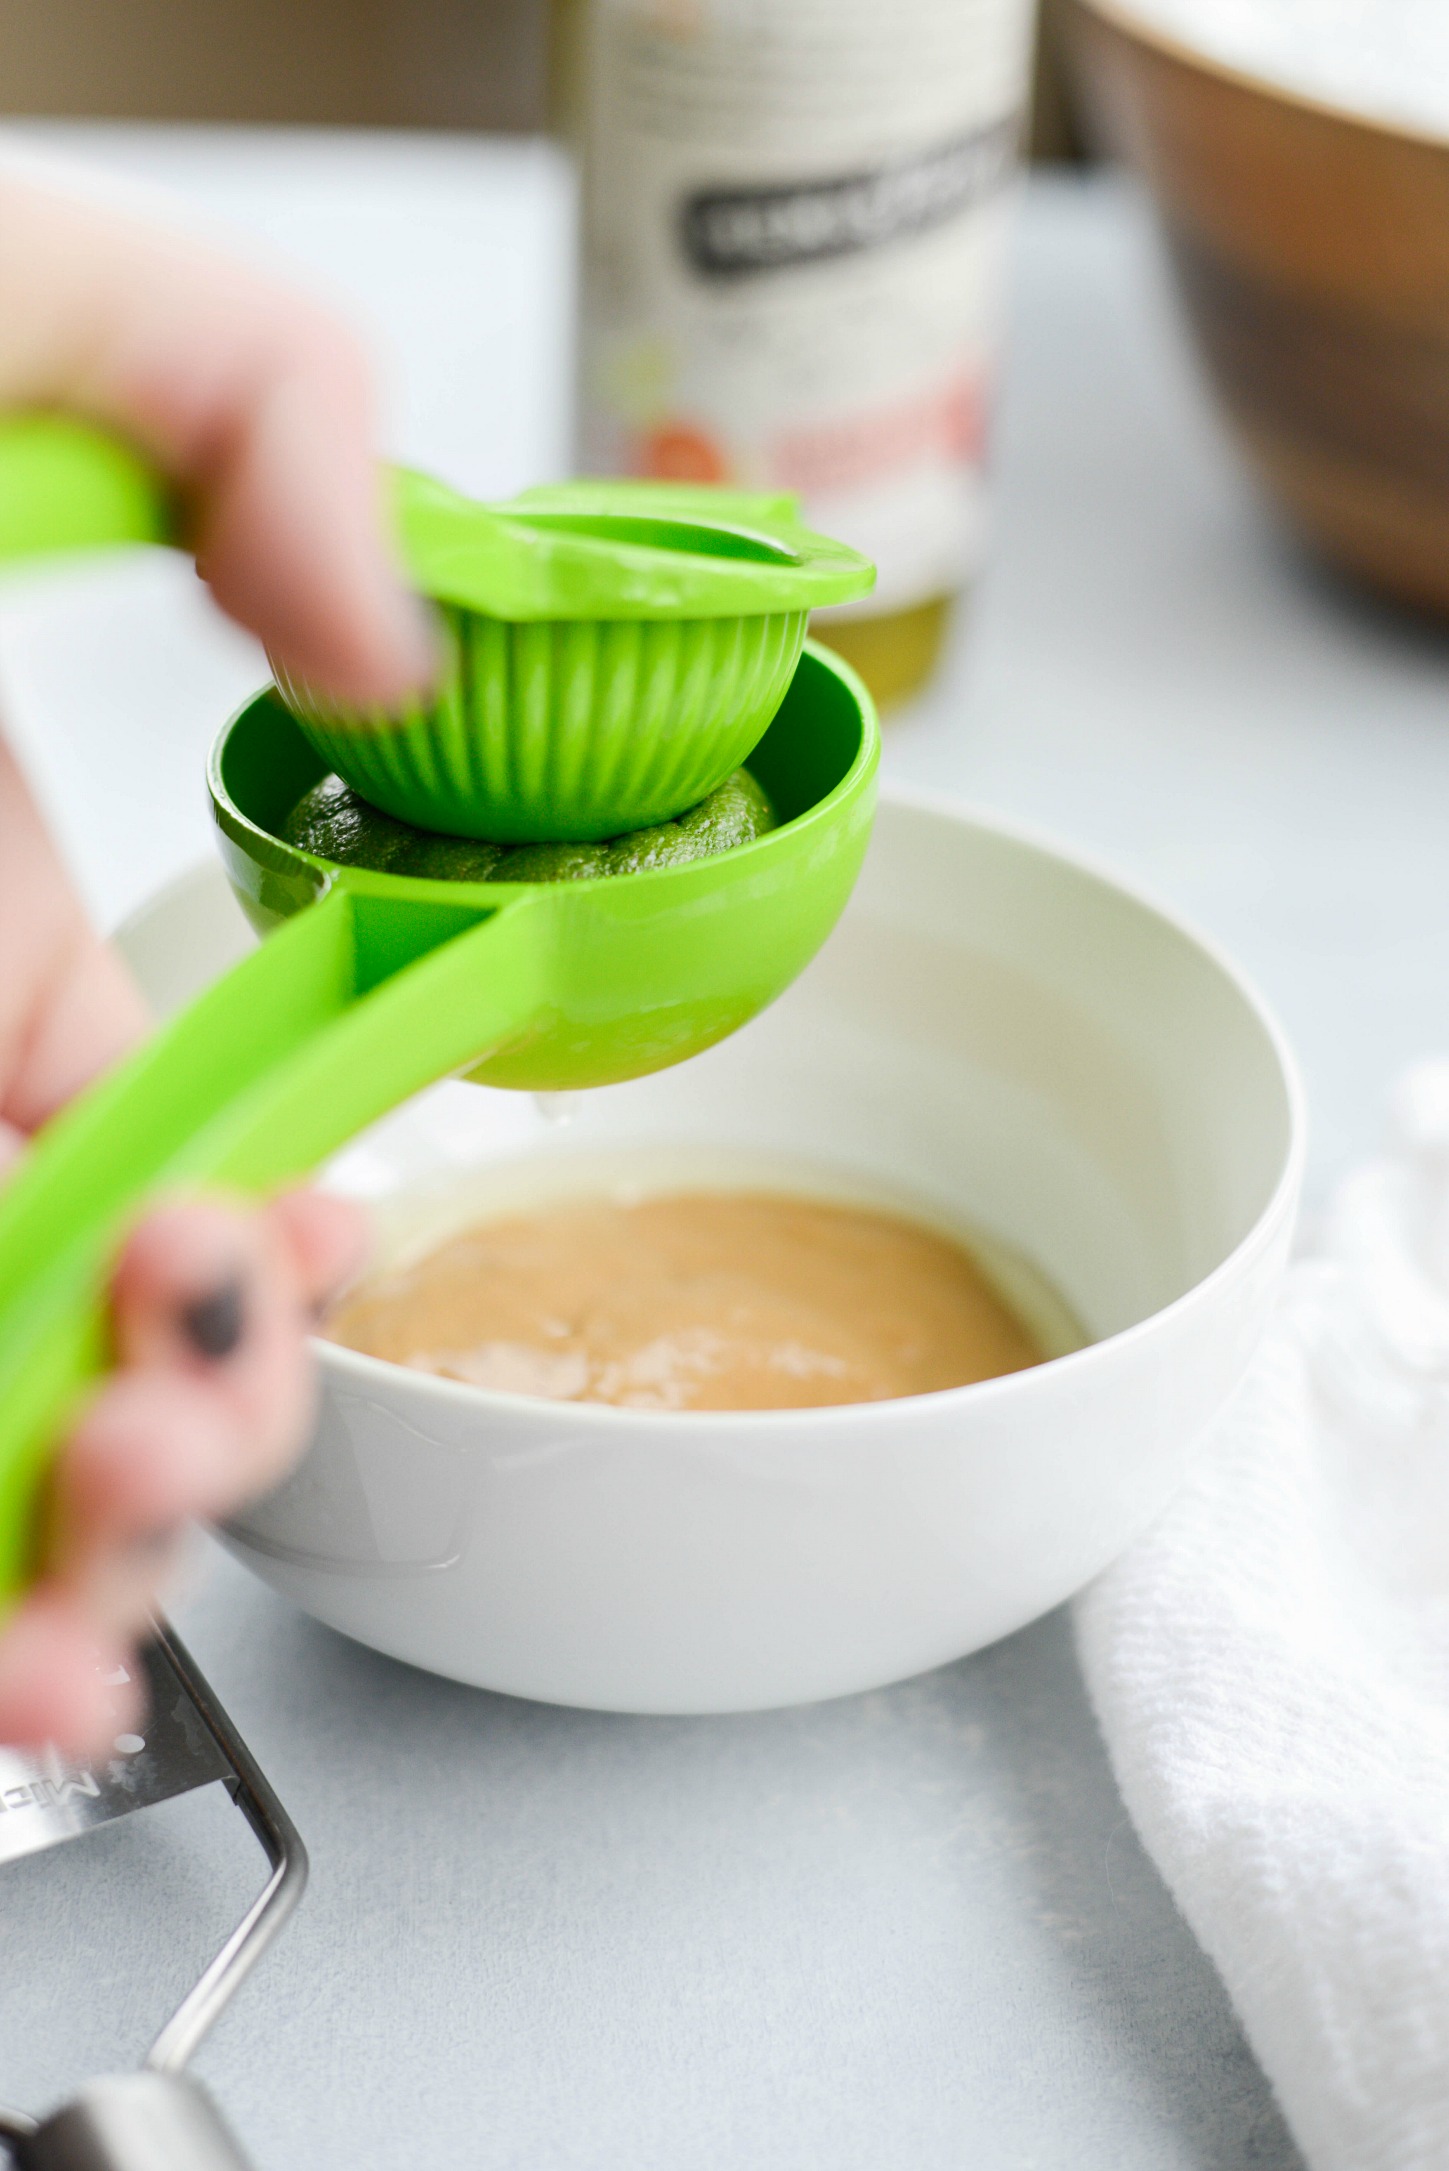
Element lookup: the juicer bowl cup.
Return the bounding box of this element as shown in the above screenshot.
[119,796,1303,1715]
[275,606,808,842]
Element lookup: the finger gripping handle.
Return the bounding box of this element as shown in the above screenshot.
[0,884,551,1605]
[16,2073,254,2171]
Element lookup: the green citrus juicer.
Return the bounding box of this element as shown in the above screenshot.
[300,469,873,841]
[0,413,880,1605]
[0,415,874,842]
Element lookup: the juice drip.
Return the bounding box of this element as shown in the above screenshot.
[533,1093,580,1128]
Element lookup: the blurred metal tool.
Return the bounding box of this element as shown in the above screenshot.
[0,1620,306,2170]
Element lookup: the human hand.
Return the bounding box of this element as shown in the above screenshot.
[0,175,427,1752]
[0,171,436,705]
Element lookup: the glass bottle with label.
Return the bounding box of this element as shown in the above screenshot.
[556,0,1036,707]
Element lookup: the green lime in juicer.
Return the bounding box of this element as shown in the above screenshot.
[0,415,880,1604]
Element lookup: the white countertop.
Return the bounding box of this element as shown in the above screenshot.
[5,128,1440,2165]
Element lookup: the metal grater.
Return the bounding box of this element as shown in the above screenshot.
[0,1621,306,2171]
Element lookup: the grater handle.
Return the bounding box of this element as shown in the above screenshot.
[14,2073,253,2171]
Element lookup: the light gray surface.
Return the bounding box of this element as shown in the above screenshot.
[0,1556,1297,2169]
[9,142,1449,2164]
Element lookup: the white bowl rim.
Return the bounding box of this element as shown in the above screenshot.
[1079,0,1449,157]
[313,780,1307,1432]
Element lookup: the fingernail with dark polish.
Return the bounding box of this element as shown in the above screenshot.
[180,1276,246,1361]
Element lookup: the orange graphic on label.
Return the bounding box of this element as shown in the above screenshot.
[635,422,732,484]
[772,371,985,498]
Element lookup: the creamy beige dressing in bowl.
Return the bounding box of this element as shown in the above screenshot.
[325,1190,1046,1412]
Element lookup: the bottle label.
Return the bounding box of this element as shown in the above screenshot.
[576,0,1035,614]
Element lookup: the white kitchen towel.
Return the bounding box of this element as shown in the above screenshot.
[1074,1060,1449,2171]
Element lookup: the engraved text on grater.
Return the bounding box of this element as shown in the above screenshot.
[0,1772,101,1812]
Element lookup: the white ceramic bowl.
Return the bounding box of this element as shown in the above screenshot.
[119,794,1303,1713]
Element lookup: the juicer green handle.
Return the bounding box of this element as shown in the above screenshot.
[0,882,553,1600]
[0,417,174,564]
[0,415,875,615]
